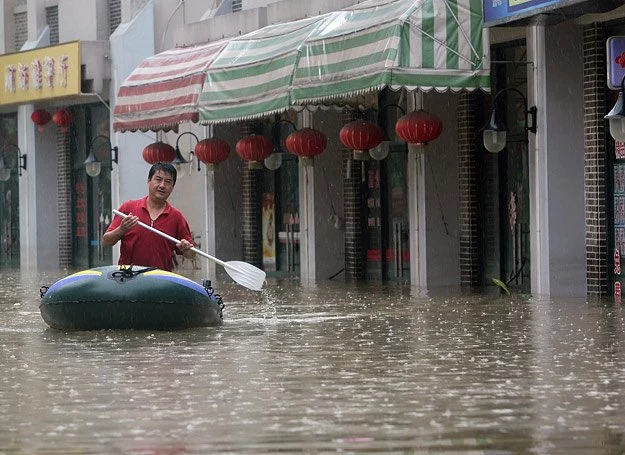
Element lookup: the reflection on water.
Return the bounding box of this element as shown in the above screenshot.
[1,268,625,453]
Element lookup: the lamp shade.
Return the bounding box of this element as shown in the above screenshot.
[142,141,176,164]
[264,153,282,170]
[52,108,73,133]
[236,134,273,169]
[195,138,230,167]
[31,109,51,132]
[606,91,625,142]
[395,109,443,146]
[482,108,507,153]
[339,120,383,160]
[84,151,102,177]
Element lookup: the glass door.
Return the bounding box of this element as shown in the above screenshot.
[365,145,409,282]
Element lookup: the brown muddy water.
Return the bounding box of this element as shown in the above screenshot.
[1,267,625,454]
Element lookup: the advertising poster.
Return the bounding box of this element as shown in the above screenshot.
[262,192,276,271]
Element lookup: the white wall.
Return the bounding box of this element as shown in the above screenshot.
[544,21,585,296]
[109,0,157,265]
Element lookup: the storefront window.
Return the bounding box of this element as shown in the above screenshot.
[70,104,112,268]
[0,115,19,268]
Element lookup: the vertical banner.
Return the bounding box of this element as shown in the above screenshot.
[262,192,276,271]
[614,143,625,303]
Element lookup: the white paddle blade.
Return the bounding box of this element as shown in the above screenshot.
[224,261,266,291]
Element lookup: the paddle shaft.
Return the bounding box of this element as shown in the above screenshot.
[112,209,227,268]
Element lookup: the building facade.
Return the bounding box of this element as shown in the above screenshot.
[1,0,623,298]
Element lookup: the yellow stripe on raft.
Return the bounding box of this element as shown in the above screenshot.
[68,270,103,277]
[144,269,194,283]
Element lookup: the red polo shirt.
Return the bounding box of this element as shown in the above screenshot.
[106,197,193,271]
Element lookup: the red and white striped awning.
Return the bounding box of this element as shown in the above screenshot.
[113,40,227,133]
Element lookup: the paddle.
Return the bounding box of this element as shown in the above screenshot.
[112,209,266,291]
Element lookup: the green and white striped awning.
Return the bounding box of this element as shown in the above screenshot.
[114,0,489,132]
[199,0,489,124]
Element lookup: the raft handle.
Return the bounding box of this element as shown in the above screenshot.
[40,286,49,298]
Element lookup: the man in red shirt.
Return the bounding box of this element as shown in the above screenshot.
[103,162,195,271]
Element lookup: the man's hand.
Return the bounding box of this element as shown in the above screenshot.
[177,239,196,259]
[119,212,139,234]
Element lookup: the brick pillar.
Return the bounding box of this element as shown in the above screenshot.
[342,111,364,280]
[240,122,262,268]
[458,92,480,286]
[57,130,72,268]
[583,24,608,296]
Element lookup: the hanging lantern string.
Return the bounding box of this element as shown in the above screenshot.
[320,161,339,222]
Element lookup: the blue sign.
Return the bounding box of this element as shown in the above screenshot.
[608,37,625,90]
[484,0,583,25]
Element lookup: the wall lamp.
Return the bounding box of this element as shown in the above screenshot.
[483,87,537,153]
[173,131,199,174]
[266,117,297,170]
[85,135,118,178]
[0,144,27,182]
[605,75,625,142]
[372,103,407,161]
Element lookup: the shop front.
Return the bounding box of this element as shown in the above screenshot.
[113,0,490,287]
[0,40,114,270]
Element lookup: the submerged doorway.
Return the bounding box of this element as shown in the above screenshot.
[365,145,410,282]
[480,45,531,293]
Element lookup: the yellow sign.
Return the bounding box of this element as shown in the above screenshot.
[0,41,81,106]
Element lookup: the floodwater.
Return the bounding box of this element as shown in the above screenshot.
[1,268,625,454]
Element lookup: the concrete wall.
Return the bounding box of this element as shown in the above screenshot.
[166,0,360,47]
[59,0,110,41]
[544,21,586,296]
[313,109,345,281]
[424,92,461,287]
[109,0,157,265]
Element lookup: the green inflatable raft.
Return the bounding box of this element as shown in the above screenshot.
[39,265,224,330]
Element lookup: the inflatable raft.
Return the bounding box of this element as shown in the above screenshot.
[39,265,224,331]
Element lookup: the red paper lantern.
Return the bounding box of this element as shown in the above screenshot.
[142,141,176,164]
[395,109,443,149]
[52,108,73,133]
[235,134,273,169]
[339,120,383,160]
[31,109,51,132]
[194,138,230,169]
[285,128,327,164]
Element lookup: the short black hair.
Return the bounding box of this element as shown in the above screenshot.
[148,162,177,186]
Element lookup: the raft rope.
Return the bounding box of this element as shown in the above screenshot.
[203,279,225,318]
[110,265,158,282]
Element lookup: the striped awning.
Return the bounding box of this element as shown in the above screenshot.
[113,41,227,133]
[114,0,489,131]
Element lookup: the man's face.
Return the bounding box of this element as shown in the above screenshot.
[148,169,175,203]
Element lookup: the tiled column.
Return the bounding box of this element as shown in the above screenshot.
[57,129,72,268]
[240,122,262,268]
[342,111,364,280]
[457,92,480,286]
[583,23,608,296]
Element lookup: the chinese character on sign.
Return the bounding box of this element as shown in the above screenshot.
[615,248,621,275]
[615,281,622,304]
[616,141,625,160]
